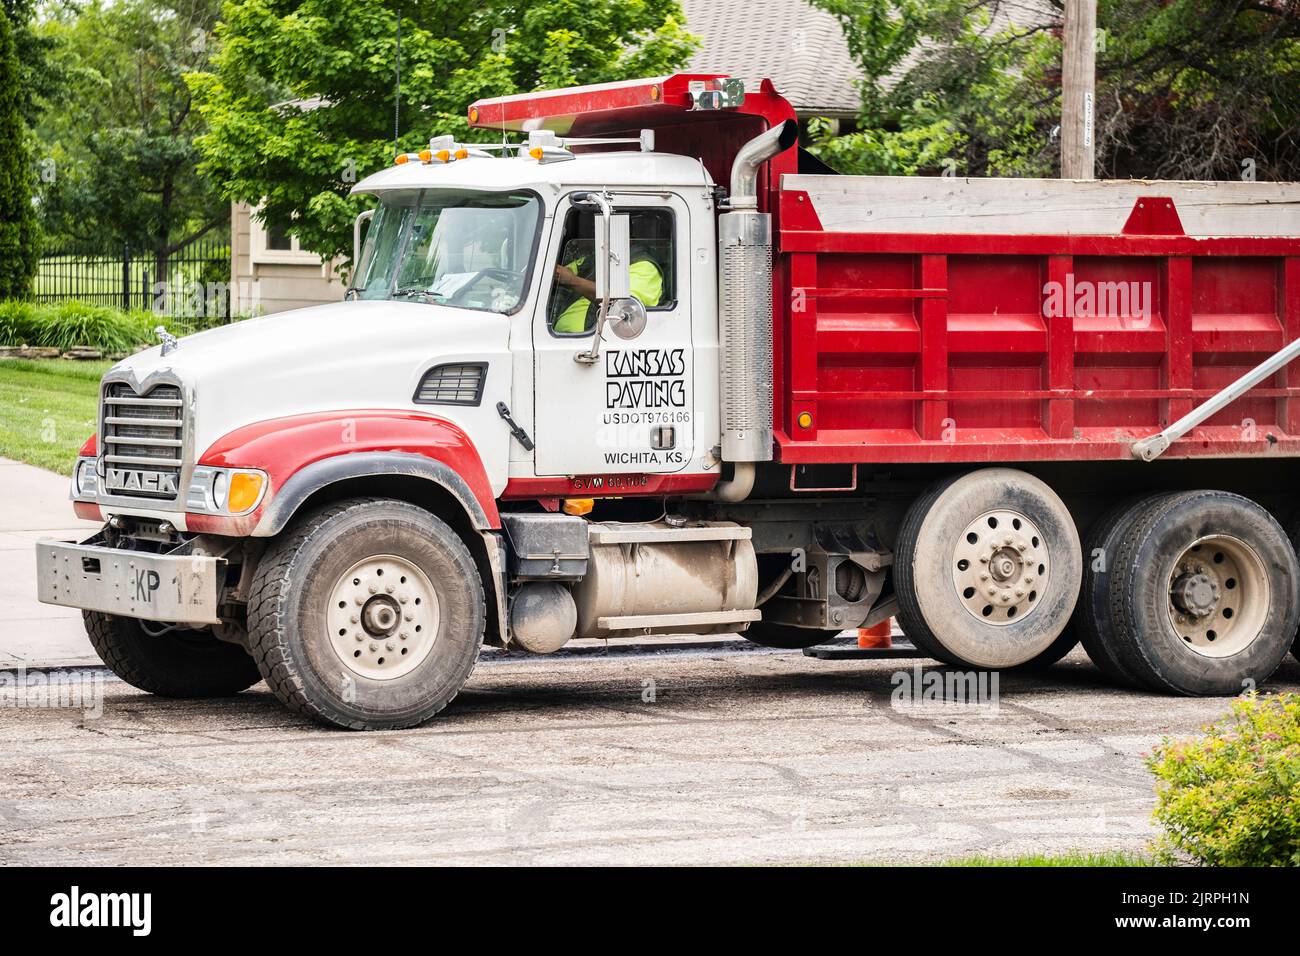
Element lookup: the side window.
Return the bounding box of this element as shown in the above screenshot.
[547,206,676,336]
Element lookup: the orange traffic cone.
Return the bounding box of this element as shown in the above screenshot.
[857,618,892,649]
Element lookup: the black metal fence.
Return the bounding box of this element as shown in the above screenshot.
[33,236,233,331]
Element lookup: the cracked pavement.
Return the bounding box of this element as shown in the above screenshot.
[4,644,1295,865]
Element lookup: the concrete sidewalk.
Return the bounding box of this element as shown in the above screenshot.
[0,458,101,668]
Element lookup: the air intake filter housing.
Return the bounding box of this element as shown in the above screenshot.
[717,210,774,462]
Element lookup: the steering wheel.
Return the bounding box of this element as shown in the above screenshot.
[446,268,524,305]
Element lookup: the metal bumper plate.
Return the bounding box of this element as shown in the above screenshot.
[36,540,224,624]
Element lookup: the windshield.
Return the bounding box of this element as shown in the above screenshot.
[352,189,541,313]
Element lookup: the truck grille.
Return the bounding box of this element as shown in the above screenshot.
[100,382,184,499]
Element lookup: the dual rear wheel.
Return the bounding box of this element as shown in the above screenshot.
[896,469,1299,694]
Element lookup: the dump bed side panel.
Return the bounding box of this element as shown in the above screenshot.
[776,175,1300,464]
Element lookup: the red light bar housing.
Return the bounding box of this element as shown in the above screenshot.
[468,73,798,214]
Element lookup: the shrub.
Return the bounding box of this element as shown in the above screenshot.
[0,300,158,352]
[1147,693,1300,866]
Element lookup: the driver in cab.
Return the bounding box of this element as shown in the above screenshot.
[552,213,664,333]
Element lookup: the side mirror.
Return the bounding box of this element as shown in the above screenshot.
[594,213,631,302]
[351,209,375,285]
[574,194,635,364]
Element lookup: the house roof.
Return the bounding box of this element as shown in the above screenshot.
[678,0,1058,119]
[679,0,860,117]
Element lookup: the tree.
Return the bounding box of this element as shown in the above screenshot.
[4,0,60,124]
[34,0,228,279]
[808,1,1300,181]
[188,0,698,268]
[0,4,39,297]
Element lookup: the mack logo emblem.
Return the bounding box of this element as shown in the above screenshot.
[105,469,178,496]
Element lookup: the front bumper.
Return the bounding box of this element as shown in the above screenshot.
[36,535,224,624]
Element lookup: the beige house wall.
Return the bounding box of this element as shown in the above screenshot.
[230,202,347,315]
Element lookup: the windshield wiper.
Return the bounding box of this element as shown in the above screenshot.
[392,287,442,300]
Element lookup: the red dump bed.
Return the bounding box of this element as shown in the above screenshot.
[776,176,1300,464]
[470,74,1300,466]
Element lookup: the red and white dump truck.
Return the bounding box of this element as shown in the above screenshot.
[37,74,1300,728]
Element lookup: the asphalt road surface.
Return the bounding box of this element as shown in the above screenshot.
[5,641,1295,866]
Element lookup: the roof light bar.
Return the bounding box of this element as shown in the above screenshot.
[393,128,656,167]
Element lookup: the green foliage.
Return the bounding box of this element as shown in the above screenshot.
[808,1,1300,181]
[0,300,158,352]
[0,5,40,297]
[942,851,1152,867]
[33,1,228,262]
[189,0,698,268]
[1147,693,1300,867]
[3,0,61,124]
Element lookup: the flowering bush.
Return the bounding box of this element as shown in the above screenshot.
[1147,693,1300,866]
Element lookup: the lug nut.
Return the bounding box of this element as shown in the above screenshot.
[369,642,377,652]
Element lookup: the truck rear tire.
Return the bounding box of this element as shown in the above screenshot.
[84,611,261,698]
[1007,627,1078,671]
[1285,510,1300,664]
[896,468,1082,669]
[1073,496,1154,687]
[1105,491,1299,696]
[246,498,485,730]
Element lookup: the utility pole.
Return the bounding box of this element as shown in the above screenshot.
[1061,0,1097,179]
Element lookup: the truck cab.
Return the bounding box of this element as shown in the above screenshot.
[38,74,1300,729]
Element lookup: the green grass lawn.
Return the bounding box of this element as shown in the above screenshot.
[0,358,110,474]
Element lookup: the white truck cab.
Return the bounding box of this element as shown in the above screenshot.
[348,146,721,484]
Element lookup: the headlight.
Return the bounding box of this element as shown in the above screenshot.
[71,456,98,500]
[186,466,268,515]
[212,471,229,509]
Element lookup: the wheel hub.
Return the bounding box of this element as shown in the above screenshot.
[1166,536,1268,658]
[326,554,440,681]
[951,510,1050,626]
[1170,571,1218,618]
[361,595,401,636]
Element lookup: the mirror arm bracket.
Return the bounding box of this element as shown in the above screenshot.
[573,191,614,365]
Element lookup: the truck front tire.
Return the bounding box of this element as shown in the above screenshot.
[84,612,261,698]
[247,498,485,730]
[896,468,1083,670]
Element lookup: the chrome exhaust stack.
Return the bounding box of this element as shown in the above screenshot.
[717,120,797,465]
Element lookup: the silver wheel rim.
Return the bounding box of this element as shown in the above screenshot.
[1166,534,1268,659]
[326,554,440,680]
[951,509,1050,626]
